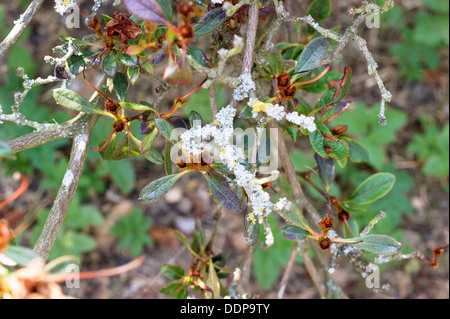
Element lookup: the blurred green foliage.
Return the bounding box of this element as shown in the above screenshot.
[30,194,105,261]
[407,117,449,178]
[380,0,449,82]
[110,207,154,257]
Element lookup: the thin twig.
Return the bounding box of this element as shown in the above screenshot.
[277,243,299,299]
[241,1,259,75]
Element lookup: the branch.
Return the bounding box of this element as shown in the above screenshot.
[5,114,87,154]
[241,1,259,75]
[0,0,45,59]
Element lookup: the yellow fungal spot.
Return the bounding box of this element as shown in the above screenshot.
[251,100,270,113]
[248,212,256,225]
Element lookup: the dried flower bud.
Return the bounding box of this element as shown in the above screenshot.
[319,216,334,232]
[318,236,332,250]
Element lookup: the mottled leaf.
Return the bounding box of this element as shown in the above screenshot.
[102,52,118,78]
[281,225,310,241]
[193,8,227,37]
[293,37,329,80]
[315,153,335,191]
[352,234,402,255]
[155,117,179,144]
[205,172,240,211]
[139,172,187,203]
[53,88,112,117]
[113,72,128,102]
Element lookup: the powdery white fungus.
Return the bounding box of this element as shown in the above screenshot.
[233,35,244,48]
[218,48,229,59]
[232,73,255,101]
[285,112,317,132]
[211,0,224,4]
[265,104,286,121]
[54,0,77,15]
[223,1,233,10]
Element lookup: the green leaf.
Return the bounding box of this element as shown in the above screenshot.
[193,8,227,37]
[140,128,158,154]
[187,47,211,68]
[103,53,118,78]
[157,0,173,22]
[189,110,205,127]
[99,132,118,160]
[204,172,240,211]
[155,117,180,144]
[103,13,113,25]
[310,123,349,160]
[346,138,370,163]
[118,52,139,67]
[160,282,187,299]
[110,134,141,160]
[279,202,313,233]
[293,37,329,80]
[315,153,335,191]
[139,172,187,203]
[113,72,128,102]
[143,61,154,74]
[347,173,396,205]
[285,127,300,142]
[207,259,220,299]
[127,66,140,84]
[119,102,155,112]
[164,139,172,175]
[281,225,310,241]
[2,245,41,266]
[144,148,164,165]
[239,104,253,119]
[53,88,112,117]
[352,234,402,255]
[160,264,185,280]
[307,0,332,34]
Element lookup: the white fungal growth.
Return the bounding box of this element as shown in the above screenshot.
[62,170,74,189]
[232,73,256,101]
[54,0,77,16]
